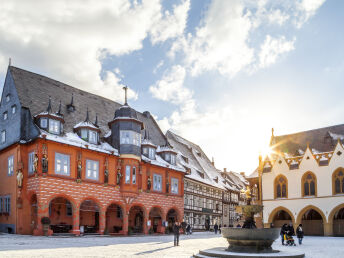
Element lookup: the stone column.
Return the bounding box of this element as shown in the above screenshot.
[144,216,148,234]
[122,211,129,235]
[324,222,333,236]
[34,200,51,236]
[98,209,106,234]
[71,207,80,235]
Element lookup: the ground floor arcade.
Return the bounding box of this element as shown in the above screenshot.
[264,197,344,236]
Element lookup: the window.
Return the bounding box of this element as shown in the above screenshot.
[143,147,148,155]
[165,153,171,162]
[49,119,60,134]
[153,174,162,191]
[11,105,16,114]
[171,178,179,194]
[81,129,88,139]
[66,201,73,216]
[8,156,14,176]
[0,198,2,213]
[89,130,98,144]
[333,169,344,194]
[3,111,8,120]
[86,160,99,180]
[1,130,5,143]
[149,148,155,159]
[275,175,287,198]
[28,152,35,174]
[120,130,141,146]
[55,153,70,176]
[302,172,316,196]
[40,118,48,128]
[125,165,131,183]
[6,94,10,102]
[171,154,176,165]
[4,196,10,214]
[132,167,136,184]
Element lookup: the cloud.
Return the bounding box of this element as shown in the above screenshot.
[150,0,190,44]
[296,0,326,27]
[258,35,295,68]
[149,65,192,104]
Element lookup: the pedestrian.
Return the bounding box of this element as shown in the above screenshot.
[280,224,287,245]
[173,221,181,246]
[296,224,304,245]
[236,224,241,228]
[219,224,222,234]
[287,222,295,236]
[214,223,219,234]
[186,224,191,235]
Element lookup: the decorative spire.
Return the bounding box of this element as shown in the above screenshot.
[123,86,128,105]
[85,107,89,122]
[56,100,62,116]
[271,128,274,137]
[8,58,11,67]
[95,113,98,127]
[144,129,148,140]
[70,93,74,105]
[47,96,52,113]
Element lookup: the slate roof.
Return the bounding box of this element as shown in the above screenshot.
[271,124,344,156]
[9,66,166,146]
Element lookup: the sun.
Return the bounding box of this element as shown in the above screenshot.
[260,145,273,159]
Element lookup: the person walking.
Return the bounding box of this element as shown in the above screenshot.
[173,221,181,246]
[214,223,219,234]
[280,224,287,245]
[186,224,191,235]
[296,224,304,245]
[219,224,222,234]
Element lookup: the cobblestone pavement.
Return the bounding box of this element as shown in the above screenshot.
[0,232,343,257]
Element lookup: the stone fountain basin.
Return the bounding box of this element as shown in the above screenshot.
[222,228,281,253]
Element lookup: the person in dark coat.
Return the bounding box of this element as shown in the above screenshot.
[214,223,219,234]
[287,222,295,236]
[296,224,304,245]
[219,224,222,234]
[280,224,287,245]
[186,224,191,235]
[173,221,181,246]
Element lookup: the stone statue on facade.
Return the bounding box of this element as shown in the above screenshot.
[104,169,109,184]
[33,154,39,173]
[77,160,82,179]
[42,154,48,173]
[240,186,252,205]
[166,180,169,193]
[116,171,122,185]
[147,176,152,190]
[17,169,23,188]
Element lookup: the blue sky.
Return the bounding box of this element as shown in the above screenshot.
[0,0,341,174]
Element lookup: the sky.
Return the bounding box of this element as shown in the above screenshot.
[0,0,342,175]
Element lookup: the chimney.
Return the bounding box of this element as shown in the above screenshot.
[211,157,215,166]
[224,168,227,173]
[240,172,246,177]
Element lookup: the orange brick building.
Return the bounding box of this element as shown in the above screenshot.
[0,66,185,235]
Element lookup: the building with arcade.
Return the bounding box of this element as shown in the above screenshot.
[250,127,344,236]
[0,66,185,235]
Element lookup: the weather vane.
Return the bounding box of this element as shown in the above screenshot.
[123,86,128,105]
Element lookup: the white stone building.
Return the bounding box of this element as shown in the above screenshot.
[250,126,344,236]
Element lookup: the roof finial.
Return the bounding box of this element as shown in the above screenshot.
[56,100,62,116]
[144,129,148,140]
[95,113,98,126]
[70,93,74,105]
[9,58,11,67]
[271,127,274,137]
[85,107,89,122]
[47,96,52,113]
[123,86,128,105]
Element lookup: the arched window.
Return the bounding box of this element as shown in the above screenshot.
[302,172,317,197]
[333,169,344,195]
[275,175,287,199]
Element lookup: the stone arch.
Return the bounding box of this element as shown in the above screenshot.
[79,198,102,234]
[47,194,77,211]
[296,205,326,236]
[301,171,317,197]
[329,203,344,236]
[274,174,288,199]
[328,203,344,224]
[166,206,182,221]
[105,202,125,234]
[268,206,295,225]
[77,196,102,210]
[129,203,148,217]
[149,206,164,233]
[128,204,147,234]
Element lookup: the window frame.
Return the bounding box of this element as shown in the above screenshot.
[132,166,136,184]
[125,165,131,184]
[274,175,288,199]
[89,130,98,144]
[1,130,5,143]
[55,152,71,176]
[120,130,141,146]
[171,177,179,194]
[302,172,317,197]
[153,173,162,192]
[49,119,60,134]
[3,111,8,120]
[8,155,14,176]
[28,152,35,174]
[11,105,17,114]
[85,159,99,181]
[6,94,10,102]
[333,168,344,195]
[40,118,48,129]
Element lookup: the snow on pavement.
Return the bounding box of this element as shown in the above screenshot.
[0,232,343,257]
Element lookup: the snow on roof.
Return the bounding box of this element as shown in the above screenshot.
[41,131,119,155]
[141,153,185,172]
[74,121,98,130]
[157,145,177,153]
[247,168,258,178]
[142,138,157,147]
[35,111,63,119]
[104,130,111,138]
[328,131,344,140]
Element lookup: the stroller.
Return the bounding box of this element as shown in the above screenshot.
[284,234,296,246]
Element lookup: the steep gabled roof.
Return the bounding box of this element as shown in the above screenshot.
[271,124,344,155]
[9,66,166,146]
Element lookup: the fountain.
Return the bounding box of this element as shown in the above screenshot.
[194,186,305,258]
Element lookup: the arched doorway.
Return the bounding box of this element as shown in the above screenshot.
[166,208,178,233]
[301,209,324,236]
[129,206,144,234]
[273,210,292,228]
[80,200,100,234]
[149,207,163,233]
[106,204,123,234]
[49,197,73,234]
[333,208,344,236]
[30,194,38,234]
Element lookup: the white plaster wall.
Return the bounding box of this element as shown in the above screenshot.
[261,143,344,224]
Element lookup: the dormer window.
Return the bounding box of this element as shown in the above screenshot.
[40,118,48,128]
[120,130,141,146]
[49,119,61,134]
[171,154,176,165]
[74,117,100,145]
[3,111,8,120]
[89,130,98,144]
[6,94,10,102]
[11,105,16,114]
